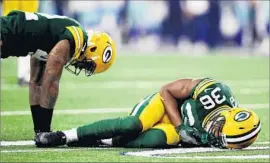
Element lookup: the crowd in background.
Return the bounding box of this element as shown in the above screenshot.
[2,0,270,55]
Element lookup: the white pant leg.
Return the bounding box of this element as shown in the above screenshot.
[17,55,30,82]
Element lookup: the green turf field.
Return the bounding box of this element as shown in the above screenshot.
[1,53,269,162]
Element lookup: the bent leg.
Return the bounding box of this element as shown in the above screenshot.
[130,93,166,132]
[69,93,166,146]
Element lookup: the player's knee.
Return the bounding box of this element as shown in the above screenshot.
[142,129,167,148]
[153,123,180,146]
[120,116,142,133]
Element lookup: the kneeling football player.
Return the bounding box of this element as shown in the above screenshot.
[36,78,261,149]
[1,10,117,139]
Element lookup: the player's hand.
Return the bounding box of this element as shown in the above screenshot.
[176,124,202,145]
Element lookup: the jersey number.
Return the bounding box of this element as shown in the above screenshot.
[199,87,226,110]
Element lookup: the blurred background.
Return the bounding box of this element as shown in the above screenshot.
[1,0,269,55]
[32,0,270,56]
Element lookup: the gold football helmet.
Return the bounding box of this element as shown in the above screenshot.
[66,30,116,76]
[203,107,261,149]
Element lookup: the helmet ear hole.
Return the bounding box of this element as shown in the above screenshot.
[239,127,245,129]
[90,47,97,52]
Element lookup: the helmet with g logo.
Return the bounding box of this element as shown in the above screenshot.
[66,30,116,76]
[203,107,261,149]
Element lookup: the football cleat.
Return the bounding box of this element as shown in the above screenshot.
[203,107,261,149]
[35,131,67,148]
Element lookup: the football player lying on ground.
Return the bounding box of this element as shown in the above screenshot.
[0,10,116,137]
[36,78,261,149]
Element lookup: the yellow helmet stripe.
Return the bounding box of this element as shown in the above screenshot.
[66,26,84,59]
[193,79,216,99]
[226,122,261,143]
[194,79,214,91]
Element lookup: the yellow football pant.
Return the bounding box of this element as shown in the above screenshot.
[129,93,180,146]
[3,0,39,16]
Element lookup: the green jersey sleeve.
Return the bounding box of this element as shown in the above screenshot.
[1,10,88,60]
[180,99,206,133]
[61,26,88,59]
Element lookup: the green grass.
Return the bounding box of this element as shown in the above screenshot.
[1,53,269,162]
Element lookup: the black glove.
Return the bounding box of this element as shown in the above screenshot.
[176,124,202,145]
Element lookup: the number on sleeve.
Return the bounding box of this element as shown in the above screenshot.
[230,96,237,107]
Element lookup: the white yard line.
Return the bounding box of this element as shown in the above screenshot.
[157,155,270,159]
[1,103,268,116]
[0,147,114,153]
[1,108,129,116]
[124,146,270,159]
[1,79,269,91]
[1,141,269,160]
[1,140,35,146]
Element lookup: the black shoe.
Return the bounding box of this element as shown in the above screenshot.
[35,131,66,148]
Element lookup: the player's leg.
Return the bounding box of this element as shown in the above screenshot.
[35,93,166,147]
[17,56,30,86]
[113,123,180,148]
[130,93,166,131]
[68,92,166,146]
[16,0,39,86]
[35,116,141,147]
[29,57,53,134]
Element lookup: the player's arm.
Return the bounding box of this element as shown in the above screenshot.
[39,40,70,109]
[29,56,49,133]
[160,78,201,127]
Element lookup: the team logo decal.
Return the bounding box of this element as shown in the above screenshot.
[234,111,250,122]
[102,46,112,63]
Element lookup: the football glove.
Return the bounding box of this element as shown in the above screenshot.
[176,124,202,145]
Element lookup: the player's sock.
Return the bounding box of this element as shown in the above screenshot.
[100,138,113,146]
[31,105,54,133]
[77,116,142,141]
[63,128,78,143]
